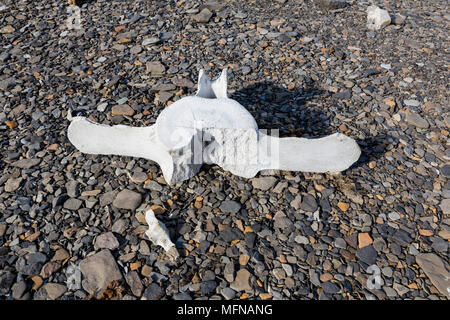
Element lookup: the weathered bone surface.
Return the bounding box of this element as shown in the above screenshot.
[144,209,179,260]
[67,69,361,185]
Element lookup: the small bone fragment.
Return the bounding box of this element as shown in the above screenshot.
[144,209,179,260]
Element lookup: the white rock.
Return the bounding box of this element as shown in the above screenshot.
[367,5,391,30]
[97,102,108,112]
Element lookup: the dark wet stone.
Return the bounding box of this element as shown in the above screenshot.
[200,280,217,295]
[219,228,244,243]
[322,281,340,294]
[0,271,16,295]
[392,229,413,246]
[441,165,450,178]
[219,200,241,213]
[313,0,348,9]
[300,194,318,212]
[143,283,165,300]
[356,245,377,265]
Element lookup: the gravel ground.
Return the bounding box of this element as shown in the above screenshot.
[0,0,449,300]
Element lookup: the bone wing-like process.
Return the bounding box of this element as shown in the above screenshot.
[258,132,361,173]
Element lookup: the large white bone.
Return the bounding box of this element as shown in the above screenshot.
[67,69,361,185]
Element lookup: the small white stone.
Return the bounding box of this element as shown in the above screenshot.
[404,77,413,83]
[392,113,401,122]
[367,5,391,30]
[97,102,108,112]
[403,99,420,107]
[388,212,401,221]
[380,63,392,70]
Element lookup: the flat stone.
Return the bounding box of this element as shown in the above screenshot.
[392,14,406,25]
[94,232,120,250]
[63,198,82,211]
[192,8,213,23]
[173,292,192,300]
[224,262,235,283]
[200,280,217,295]
[314,0,347,10]
[79,249,122,298]
[230,268,252,292]
[416,253,450,298]
[440,199,450,215]
[51,248,70,262]
[112,104,134,116]
[65,180,79,198]
[356,245,377,265]
[431,237,448,252]
[100,190,117,206]
[5,177,22,192]
[295,235,309,245]
[440,165,450,178]
[358,232,373,248]
[219,227,244,243]
[143,283,164,300]
[290,194,302,210]
[388,212,401,221]
[0,224,6,237]
[158,91,173,104]
[130,45,142,54]
[12,280,27,299]
[40,261,61,278]
[300,194,318,212]
[153,83,176,92]
[345,232,358,249]
[113,189,142,210]
[125,271,143,297]
[383,286,398,298]
[0,25,15,33]
[219,200,241,213]
[273,181,287,193]
[43,283,67,300]
[11,158,41,169]
[403,99,420,107]
[146,61,165,75]
[112,219,129,234]
[404,111,429,129]
[221,287,236,300]
[97,102,108,112]
[274,216,293,229]
[29,252,47,265]
[392,229,413,246]
[250,177,277,191]
[142,37,160,46]
[143,180,163,191]
[322,281,340,294]
[393,282,409,296]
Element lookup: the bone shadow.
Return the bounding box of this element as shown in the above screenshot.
[230,81,390,168]
[230,81,332,139]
